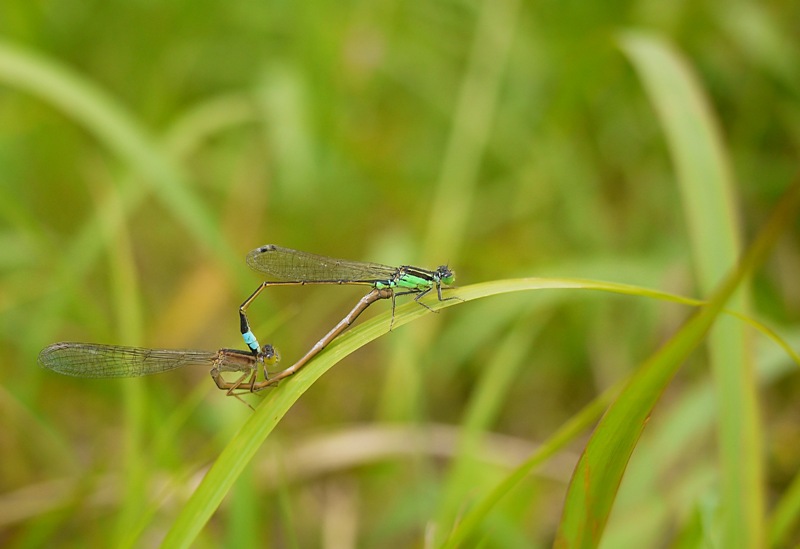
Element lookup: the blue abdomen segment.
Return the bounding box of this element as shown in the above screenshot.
[242,330,260,353]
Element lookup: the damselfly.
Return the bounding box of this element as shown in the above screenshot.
[38,342,279,404]
[239,245,457,353]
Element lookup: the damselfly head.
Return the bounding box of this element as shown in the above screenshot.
[259,344,280,366]
[436,265,455,285]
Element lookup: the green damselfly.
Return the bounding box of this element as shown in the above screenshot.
[239,244,458,353]
[38,342,279,403]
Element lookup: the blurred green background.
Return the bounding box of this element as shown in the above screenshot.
[2,0,799,547]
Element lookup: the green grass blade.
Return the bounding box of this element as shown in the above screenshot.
[769,468,800,547]
[0,41,237,268]
[618,33,740,286]
[421,0,521,262]
[553,180,800,548]
[96,186,148,545]
[444,302,800,548]
[619,31,762,546]
[442,381,621,549]
[162,260,800,547]
[434,317,542,541]
[0,45,260,357]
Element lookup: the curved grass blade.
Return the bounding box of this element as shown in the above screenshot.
[0,41,238,268]
[619,30,762,547]
[161,269,800,548]
[442,382,621,549]
[552,179,800,548]
[769,468,800,548]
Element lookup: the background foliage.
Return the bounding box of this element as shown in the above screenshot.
[1,1,799,547]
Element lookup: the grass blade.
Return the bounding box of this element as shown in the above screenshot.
[0,41,237,268]
[620,31,762,546]
[553,179,800,547]
[161,255,800,547]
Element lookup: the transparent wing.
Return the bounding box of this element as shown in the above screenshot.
[38,342,218,378]
[246,245,398,283]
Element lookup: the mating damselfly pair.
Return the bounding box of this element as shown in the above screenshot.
[39,245,458,403]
